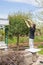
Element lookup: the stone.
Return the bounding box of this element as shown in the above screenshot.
[32,55,43,65]
[32,53,38,62]
[23,52,33,65]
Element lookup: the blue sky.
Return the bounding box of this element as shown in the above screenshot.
[0,0,43,18]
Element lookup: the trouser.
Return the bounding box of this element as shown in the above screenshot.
[29,38,34,48]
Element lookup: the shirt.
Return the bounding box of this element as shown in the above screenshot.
[29,27,35,39]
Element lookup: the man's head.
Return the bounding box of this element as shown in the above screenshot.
[31,23,36,28]
[33,24,36,29]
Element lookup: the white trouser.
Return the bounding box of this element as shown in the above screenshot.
[29,38,34,48]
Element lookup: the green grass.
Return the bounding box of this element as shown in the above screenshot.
[8,36,29,44]
[38,49,43,54]
[34,35,43,42]
[8,37,17,44]
[19,36,28,43]
[38,44,43,48]
[8,36,43,54]
[8,35,43,44]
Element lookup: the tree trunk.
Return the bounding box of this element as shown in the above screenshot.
[17,34,19,50]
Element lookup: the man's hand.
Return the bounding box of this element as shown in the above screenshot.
[27,19,33,25]
[25,19,33,28]
[25,20,30,28]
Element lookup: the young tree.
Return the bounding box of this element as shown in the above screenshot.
[8,13,29,49]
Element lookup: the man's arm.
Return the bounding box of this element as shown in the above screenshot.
[25,20,30,28]
[25,19,33,28]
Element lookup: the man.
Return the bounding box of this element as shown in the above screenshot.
[25,20,36,48]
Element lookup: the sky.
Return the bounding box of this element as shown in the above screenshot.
[0,0,43,18]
